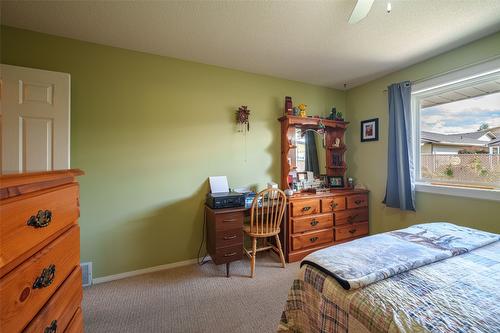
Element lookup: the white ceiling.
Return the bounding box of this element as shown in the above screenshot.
[2,0,500,89]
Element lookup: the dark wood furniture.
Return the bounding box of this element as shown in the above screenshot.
[205,205,245,277]
[278,115,369,262]
[0,169,84,333]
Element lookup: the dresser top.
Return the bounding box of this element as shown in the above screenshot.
[0,169,84,200]
[290,188,368,200]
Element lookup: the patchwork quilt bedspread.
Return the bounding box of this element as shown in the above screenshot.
[279,223,500,333]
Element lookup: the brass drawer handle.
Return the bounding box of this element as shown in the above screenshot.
[223,218,237,222]
[347,214,359,223]
[223,235,237,240]
[354,199,363,205]
[27,210,52,228]
[33,264,56,289]
[348,229,357,234]
[302,206,312,212]
[44,320,57,333]
[330,202,338,209]
[309,237,319,243]
[224,252,237,257]
[310,220,319,226]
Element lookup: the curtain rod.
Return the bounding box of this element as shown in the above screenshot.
[382,54,500,92]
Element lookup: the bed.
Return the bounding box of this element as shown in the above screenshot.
[278,223,500,333]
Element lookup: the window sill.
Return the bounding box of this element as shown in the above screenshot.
[415,182,500,202]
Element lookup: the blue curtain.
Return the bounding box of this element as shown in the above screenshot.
[383,81,415,211]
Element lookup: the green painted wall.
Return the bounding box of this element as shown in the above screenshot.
[1,26,345,277]
[345,31,500,235]
[3,25,499,278]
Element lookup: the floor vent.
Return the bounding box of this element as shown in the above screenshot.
[81,262,93,287]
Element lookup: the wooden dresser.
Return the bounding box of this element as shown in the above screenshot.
[0,169,84,333]
[205,205,245,277]
[283,189,369,262]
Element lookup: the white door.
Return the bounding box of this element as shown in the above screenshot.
[0,64,70,173]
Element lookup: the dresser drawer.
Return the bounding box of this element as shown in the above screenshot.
[291,199,320,217]
[64,307,83,333]
[292,213,333,234]
[346,194,368,209]
[213,245,243,265]
[214,212,244,231]
[321,197,346,212]
[23,267,82,333]
[215,229,243,248]
[335,222,369,241]
[334,208,368,226]
[291,229,333,251]
[0,226,80,333]
[0,184,79,274]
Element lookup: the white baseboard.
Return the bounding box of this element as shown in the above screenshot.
[92,257,204,285]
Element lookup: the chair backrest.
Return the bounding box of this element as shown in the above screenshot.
[249,188,287,235]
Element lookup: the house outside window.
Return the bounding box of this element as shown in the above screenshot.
[411,59,500,201]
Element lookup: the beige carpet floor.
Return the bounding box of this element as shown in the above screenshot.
[83,253,300,333]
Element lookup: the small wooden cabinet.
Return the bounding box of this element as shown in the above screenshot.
[282,190,369,262]
[0,169,84,333]
[205,205,245,276]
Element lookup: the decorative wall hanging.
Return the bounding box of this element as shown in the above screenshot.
[236,105,250,132]
[361,118,379,142]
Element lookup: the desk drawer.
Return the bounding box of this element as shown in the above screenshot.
[23,267,82,333]
[335,222,368,241]
[291,229,333,251]
[292,213,333,234]
[321,197,346,212]
[346,194,368,209]
[64,308,83,333]
[334,208,368,226]
[0,226,80,333]
[291,199,320,217]
[0,184,79,274]
[213,245,243,265]
[215,212,244,231]
[215,229,243,248]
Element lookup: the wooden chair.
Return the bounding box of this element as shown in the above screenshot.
[243,188,287,278]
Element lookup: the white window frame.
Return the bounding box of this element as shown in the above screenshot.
[411,58,500,202]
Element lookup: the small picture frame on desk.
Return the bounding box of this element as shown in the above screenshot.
[328,176,344,188]
[297,172,307,182]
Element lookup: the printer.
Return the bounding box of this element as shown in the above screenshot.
[205,192,245,209]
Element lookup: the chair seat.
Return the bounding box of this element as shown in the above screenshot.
[243,225,280,238]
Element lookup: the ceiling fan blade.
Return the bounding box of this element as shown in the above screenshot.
[348,0,375,24]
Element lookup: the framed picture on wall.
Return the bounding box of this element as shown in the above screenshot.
[361,118,379,142]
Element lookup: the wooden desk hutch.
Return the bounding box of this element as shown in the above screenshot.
[279,115,369,262]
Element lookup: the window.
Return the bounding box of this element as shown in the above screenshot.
[412,59,500,201]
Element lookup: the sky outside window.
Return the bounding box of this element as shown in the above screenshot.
[421,92,500,133]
